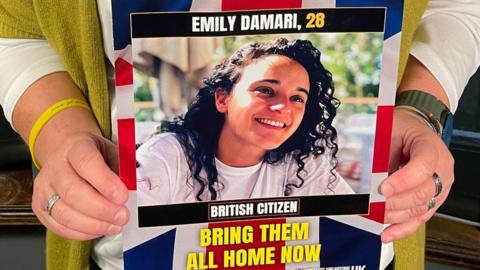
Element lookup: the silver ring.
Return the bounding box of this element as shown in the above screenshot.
[46,194,60,216]
[427,197,436,211]
[432,172,443,198]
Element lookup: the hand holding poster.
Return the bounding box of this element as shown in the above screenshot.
[113,1,404,269]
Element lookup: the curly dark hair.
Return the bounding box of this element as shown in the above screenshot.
[159,38,339,201]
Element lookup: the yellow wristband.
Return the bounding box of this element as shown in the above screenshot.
[28,98,92,169]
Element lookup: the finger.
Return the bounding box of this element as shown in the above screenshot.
[48,198,123,236]
[384,205,429,224]
[381,139,438,196]
[32,191,102,240]
[381,211,434,243]
[32,175,122,237]
[49,165,129,226]
[67,138,128,204]
[385,177,436,211]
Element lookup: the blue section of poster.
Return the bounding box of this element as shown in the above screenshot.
[124,228,176,270]
[319,217,382,269]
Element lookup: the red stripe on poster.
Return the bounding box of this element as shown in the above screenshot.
[372,105,394,173]
[118,118,136,190]
[222,0,302,11]
[206,219,287,269]
[361,202,386,224]
[115,58,133,86]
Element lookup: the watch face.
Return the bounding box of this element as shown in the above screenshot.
[442,112,454,146]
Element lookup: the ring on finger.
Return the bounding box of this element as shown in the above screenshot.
[46,194,61,216]
[427,197,436,211]
[432,172,443,198]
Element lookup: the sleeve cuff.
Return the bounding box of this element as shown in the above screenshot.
[0,39,67,129]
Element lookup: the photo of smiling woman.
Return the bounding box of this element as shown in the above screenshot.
[136,38,353,205]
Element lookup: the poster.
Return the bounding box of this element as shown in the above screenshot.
[113,1,404,269]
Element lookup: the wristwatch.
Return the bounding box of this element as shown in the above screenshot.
[395,90,454,146]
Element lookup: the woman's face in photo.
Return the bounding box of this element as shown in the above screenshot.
[216,55,310,153]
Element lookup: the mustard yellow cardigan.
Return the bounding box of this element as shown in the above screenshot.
[0,1,428,269]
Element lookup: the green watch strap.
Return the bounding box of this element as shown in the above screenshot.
[395,90,451,135]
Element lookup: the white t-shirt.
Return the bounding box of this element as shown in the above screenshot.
[136,133,353,206]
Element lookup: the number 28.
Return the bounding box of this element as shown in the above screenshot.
[306,12,325,28]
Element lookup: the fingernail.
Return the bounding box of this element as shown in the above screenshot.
[381,183,394,197]
[107,224,122,235]
[114,209,127,225]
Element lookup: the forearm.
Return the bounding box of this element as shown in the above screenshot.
[397,56,450,110]
[12,71,102,167]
